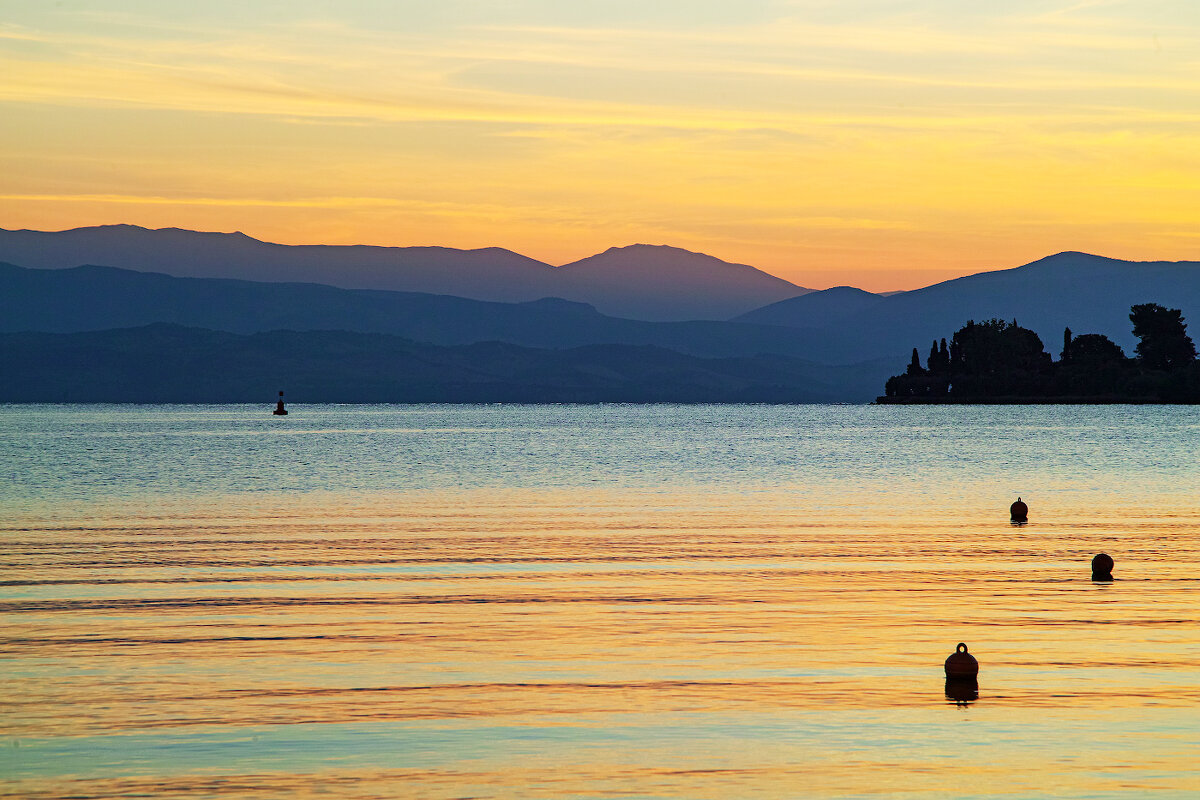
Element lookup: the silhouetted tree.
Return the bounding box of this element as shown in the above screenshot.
[906,347,925,376]
[881,307,1197,402]
[1068,333,1126,365]
[950,319,1051,375]
[939,319,1052,397]
[925,338,950,374]
[1130,303,1197,370]
[1053,333,1132,396]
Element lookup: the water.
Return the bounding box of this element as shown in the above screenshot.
[2,404,1199,799]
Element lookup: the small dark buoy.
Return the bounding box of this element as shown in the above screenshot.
[1010,497,1028,523]
[1091,552,1114,581]
[944,642,979,677]
[273,390,288,416]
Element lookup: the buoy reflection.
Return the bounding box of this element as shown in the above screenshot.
[945,677,979,706]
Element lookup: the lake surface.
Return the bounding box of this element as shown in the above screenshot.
[2,404,1199,799]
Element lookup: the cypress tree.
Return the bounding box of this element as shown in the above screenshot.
[906,347,925,376]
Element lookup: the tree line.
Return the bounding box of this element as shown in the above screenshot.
[881,303,1200,402]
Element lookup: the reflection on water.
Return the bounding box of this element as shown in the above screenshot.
[1,404,1199,799]
[945,677,980,706]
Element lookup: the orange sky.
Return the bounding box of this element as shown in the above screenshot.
[2,2,1198,291]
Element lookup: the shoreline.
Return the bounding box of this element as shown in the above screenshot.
[873,395,1171,404]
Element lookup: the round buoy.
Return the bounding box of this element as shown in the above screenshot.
[1091,552,1114,581]
[1010,497,1028,522]
[944,642,979,677]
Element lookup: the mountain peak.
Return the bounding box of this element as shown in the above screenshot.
[0,224,805,321]
[1028,250,1112,265]
[562,243,800,283]
[734,284,885,327]
[604,243,694,254]
[552,243,809,320]
[999,251,1140,280]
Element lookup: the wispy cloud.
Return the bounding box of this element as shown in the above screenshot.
[3,6,1197,125]
[0,193,412,208]
[2,1,1198,285]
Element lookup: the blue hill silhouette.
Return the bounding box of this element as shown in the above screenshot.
[0,324,878,404]
[791,252,1200,362]
[556,244,807,321]
[0,225,809,321]
[0,261,844,360]
[2,229,1197,402]
[734,286,885,329]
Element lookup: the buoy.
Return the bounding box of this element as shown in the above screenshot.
[1010,497,1028,522]
[1091,552,1114,581]
[273,390,288,416]
[944,642,979,677]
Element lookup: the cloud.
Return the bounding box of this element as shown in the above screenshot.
[3,2,1199,282]
[0,193,412,209]
[4,4,1197,130]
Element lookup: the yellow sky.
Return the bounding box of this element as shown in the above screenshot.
[2,1,1198,290]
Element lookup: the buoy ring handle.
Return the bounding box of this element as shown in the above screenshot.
[956,643,968,654]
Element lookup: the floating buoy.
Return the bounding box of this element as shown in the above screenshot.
[1091,552,1114,581]
[273,390,288,416]
[1010,497,1028,523]
[944,642,979,677]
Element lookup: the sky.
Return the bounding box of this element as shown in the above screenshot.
[1,1,1198,290]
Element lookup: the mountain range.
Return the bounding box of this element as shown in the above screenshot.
[0,225,809,321]
[0,325,871,404]
[736,251,1200,361]
[0,261,837,359]
[1,225,1197,402]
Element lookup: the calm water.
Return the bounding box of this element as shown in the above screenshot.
[2,404,1199,799]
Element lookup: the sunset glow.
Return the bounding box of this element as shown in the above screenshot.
[2,1,1198,290]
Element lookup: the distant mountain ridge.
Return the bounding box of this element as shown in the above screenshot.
[3,226,1197,401]
[736,286,885,329]
[874,252,1200,360]
[0,324,869,403]
[0,225,811,321]
[0,260,846,360]
[557,244,805,321]
[734,251,1200,360]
